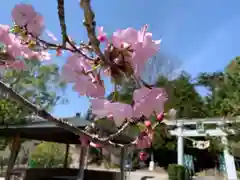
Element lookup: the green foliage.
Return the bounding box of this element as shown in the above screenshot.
[156,72,207,119]
[196,56,240,117]
[168,164,188,180]
[0,99,29,125]
[29,142,71,168]
[1,60,67,111]
[152,123,175,150]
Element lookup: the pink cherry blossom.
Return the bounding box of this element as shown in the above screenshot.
[73,80,105,98]
[0,25,16,47]
[90,87,167,124]
[62,54,105,98]
[111,25,160,77]
[136,135,152,149]
[90,99,133,126]
[0,24,50,68]
[97,26,107,42]
[11,3,37,27]
[27,13,44,37]
[133,87,167,118]
[62,54,93,82]
[112,28,138,49]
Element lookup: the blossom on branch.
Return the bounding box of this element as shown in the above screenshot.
[90,99,133,126]
[133,87,167,118]
[12,3,44,37]
[62,54,105,98]
[11,4,37,27]
[111,25,161,77]
[0,24,50,69]
[136,132,152,149]
[97,26,107,42]
[90,87,167,126]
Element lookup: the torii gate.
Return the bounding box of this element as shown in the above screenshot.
[163,118,238,180]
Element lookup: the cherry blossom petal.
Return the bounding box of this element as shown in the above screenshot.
[133,87,167,118]
[11,3,37,27]
[105,102,133,126]
[97,26,107,42]
[136,135,152,149]
[27,13,44,37]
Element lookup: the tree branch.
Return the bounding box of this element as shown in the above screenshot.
[37,38,95,61]
[101,121,131,141]
[0,80,134,147]
[80,0,106,63]
[57,0,68,46]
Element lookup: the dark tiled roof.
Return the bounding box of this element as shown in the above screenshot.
[0,116,90,144]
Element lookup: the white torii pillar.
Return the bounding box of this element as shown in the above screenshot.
[221,136,237,180]
[177,123,184,165]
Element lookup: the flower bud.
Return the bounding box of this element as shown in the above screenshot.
[107,114,113,120]
[97,35,106,42]
[144,120,151,128]
[157,112,164,122]
[139,151,148,161]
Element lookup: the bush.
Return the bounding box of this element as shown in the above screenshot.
[168,164,188,180]
[29,142,71,168]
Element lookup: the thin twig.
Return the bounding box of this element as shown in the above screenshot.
[37,38,95,61]
[56,0,91,59]
[101,121,131,141]
[0,80,134,147]
[80,0,106,63]
[57,0,67,46]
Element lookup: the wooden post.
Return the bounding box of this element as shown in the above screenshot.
[5,134,21,180]
[120,147,125,180]
[64,144,69,168]
[77,146,88,180]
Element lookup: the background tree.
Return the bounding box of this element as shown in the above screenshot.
[196,56,240,117]
[156,71,207,119]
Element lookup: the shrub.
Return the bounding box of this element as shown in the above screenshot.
[168,164,188,180]
[29,142,71,168]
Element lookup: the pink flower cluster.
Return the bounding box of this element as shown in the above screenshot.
[63,25,161,98]
[0,4,50,69]
[12,3,44,37]
[91,87,167,126]
[111,25,161,77]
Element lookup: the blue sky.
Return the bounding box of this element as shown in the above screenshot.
[1,0,240,117]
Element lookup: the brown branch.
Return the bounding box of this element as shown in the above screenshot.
[80,0,106,63]
[56,0,89,56]
[57,0,68,46]
[37,38,95,61]
[0,80,134,147]
[101,121,131,141]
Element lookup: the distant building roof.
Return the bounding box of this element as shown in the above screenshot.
[0,115,90,144]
